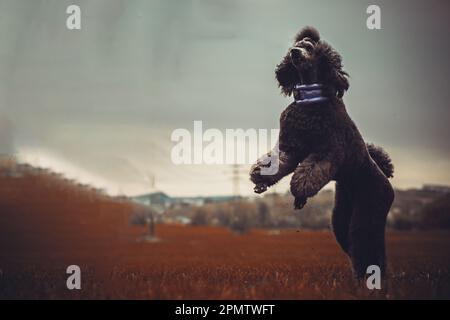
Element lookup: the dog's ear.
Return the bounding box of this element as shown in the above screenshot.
[295,26,320,43]
[315,41,349,98]
[275,54,299,96]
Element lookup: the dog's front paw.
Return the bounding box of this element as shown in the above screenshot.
[294,196,307,210]
[250,163,269,185]
[254,183,268,194]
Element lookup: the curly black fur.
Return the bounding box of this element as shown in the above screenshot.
[250,27,395,279]
[294,26,321,43]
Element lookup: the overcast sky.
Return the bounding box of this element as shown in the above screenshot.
[0,0,449,196]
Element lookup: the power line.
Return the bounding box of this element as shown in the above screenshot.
[223,164,248,197]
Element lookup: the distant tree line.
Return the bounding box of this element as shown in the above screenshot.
[159,189,450,232]
[163,191,335,233]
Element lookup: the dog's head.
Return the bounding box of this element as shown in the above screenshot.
[275,26,349,98]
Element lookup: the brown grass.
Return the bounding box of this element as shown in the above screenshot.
[1,172,449,299]
[1,225,449,299]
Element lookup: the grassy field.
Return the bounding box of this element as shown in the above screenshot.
[1,225,449,299]
[1,170,449,299]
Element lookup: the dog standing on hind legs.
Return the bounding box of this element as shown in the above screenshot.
[250,26,395,279]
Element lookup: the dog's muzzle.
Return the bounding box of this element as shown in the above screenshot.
[290,47,309,63]
[293,84,329,105]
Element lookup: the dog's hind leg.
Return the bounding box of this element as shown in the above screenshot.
[348,217,388,279]
[347,170,394,279]
[331,182,353,254]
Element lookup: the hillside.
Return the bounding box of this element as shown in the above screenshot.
[0,159,140,255]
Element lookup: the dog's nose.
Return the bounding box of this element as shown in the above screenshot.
[290,47,302,59]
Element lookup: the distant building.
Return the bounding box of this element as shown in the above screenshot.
[133,191,173,213]
[132,191,241,213]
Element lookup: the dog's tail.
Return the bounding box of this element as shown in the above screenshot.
[366,143,394,178]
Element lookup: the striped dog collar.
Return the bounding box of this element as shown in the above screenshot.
[294,83,329,105]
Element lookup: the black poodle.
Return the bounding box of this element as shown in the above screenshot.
[250,26,395,279]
